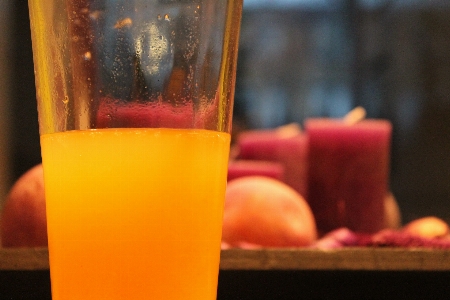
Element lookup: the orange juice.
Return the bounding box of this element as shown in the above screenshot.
[40,128,230,300]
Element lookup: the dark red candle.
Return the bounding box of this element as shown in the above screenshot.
[227,160,285,182]
[95,97,219,129]
[305,119,392,234]
[237,125,308,197]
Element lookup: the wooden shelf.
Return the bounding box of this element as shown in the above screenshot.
[221,248,450,271]
[2,248,450,299]
[0,248,49,270]
[2,247,450,271]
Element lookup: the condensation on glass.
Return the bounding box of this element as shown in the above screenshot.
[29,0,243,134]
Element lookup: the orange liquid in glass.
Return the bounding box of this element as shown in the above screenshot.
[40,128,230,300]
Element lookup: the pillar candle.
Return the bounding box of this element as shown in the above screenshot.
[237,125,309,197]
[227,160,284,182]
[305,119,392,234]
[95,97,218,129]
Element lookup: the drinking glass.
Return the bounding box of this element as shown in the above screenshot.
[28,0,242,299]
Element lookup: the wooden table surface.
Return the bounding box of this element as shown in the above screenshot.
[2,247,450,271]
[2,247,450,299]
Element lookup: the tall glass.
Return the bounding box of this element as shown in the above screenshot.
[28,0,242,299]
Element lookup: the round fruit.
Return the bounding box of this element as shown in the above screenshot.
[402,216,449,239]
[222,176,317,248]
[383,192,402,229]
[1,164,48,247]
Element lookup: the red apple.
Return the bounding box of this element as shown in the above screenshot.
[222,176,317,248]
[1,164,48,247]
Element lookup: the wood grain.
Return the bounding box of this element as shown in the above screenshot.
[2,247,450,271]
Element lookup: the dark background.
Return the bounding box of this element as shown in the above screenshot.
[6,0,450,225]
[1,269,450,299]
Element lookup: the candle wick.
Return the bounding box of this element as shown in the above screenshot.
[276,123,302,138]
[343,106,366,125]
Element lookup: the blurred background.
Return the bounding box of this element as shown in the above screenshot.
[1,0,450,225]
